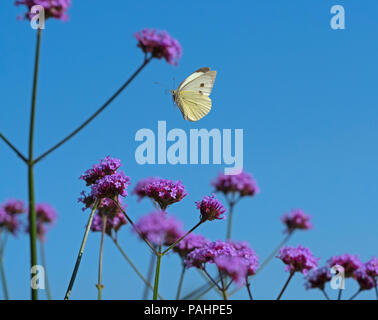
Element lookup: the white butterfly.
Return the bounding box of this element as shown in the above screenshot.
[171,67,217,122]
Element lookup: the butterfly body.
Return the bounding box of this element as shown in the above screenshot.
[171,67,216,122]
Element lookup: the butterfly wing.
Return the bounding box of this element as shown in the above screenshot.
[177,90,212,122]
[175,67,216,121]
[178,67,216,97]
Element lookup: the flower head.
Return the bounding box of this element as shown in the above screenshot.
[134,29,182,65]
[365,257,378,279]
[79,157,131,204]
[138,178,187,210]
[90,172,131,200]
[281,209,312,233]
[15,0,71,21]
[0,209,19,234]
[185,240,259,278]
[90,198,127,235]
[0,199,26,234]
[196,194,226,222]
[26,203,58,241]
[132,177,161,201]
[327,254,362,278]
[305,266,332,290]
[354,267,376,291]
[212,171,259,198]
[35,203,57,223]
[173,233,209,258]
[277,245,318,275]
[134,211,183,247]
[215,256,249,286]
[2,199,26,215]
[80,156,122,186]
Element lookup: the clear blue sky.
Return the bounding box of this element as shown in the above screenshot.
[0,1,377,300]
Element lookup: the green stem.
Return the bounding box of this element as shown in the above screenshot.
[64,200,98,300]
[143,253,156,300]
[277,271,295,300]
[321,289,330,300]
[111,237,163,300]
[39,241,51,300]
[33,56,153,164]
[246,278,253,300]
[176,264,186,300]
[348,289,361,300]
[113,200,158,255]
[162,221,203,255]
[0,231,9,300]
[0,133,28,163]
[152,246,162,300]
[226,200,235,240]
[255,232,292,275]
[96,216,107,300]
[28,28,42,300]
[218,271,228,300]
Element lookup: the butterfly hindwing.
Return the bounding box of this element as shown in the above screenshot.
[174,67,216,121]
[178,90,212,122]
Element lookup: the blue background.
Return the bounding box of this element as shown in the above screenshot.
[0,1,377,300]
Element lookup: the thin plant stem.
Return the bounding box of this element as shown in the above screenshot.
[255,232,293,275]
[64,200,98,300]
[111,237,163,300]
[33,57,153,164]
[277,271,295,300]
[113,200,158,255]
[226,198,237,240]
[246,278,253,300]
[96,216,107,300]
[348,289,361,300]
[176,263,186,300]
[321,289,330,300]
[152,245,162,300]
[0,133,28,163]
[202,268,222,291]
[219,270,228,300]
[162,221,203,255]
[143,252,156,300]
[39,241,52,300]
[28,28,42,300]
[337,289,343,300]
[0,231,9,300]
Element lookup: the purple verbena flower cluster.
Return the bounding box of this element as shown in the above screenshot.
[327,254,362,278]
[212,171,259,198]
[90,198,127,236]
[277,245,318,275]
[135,178,187,210]
[79,156,130,205]
[133,177,160,201]
[305,266,332,290]
[173,233,209,258]
[134,29,182,65]
[354,267,376,291]
[15,0,71,21]
[196,194,226,222]
[134,211,183,247]
[185,240,258,285]
[281,209,312,233]
[33,203,58,241]
[0,199,26,234]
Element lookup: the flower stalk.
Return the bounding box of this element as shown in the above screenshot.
[64,200,99,300]
[28,28,42,300]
